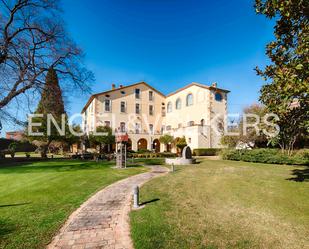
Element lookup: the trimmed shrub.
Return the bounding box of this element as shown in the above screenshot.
[130,152,177,158]
[137,149,151,153]
[193,148,221,156]
[221,149,309,165]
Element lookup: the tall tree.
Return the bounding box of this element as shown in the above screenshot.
[29,67,67,157]
[255,0,309,154]
[174,136,187,154]
[89,126,115,153]
[221,104,269,148]
[0,0,93,121]
[159,134,174,152]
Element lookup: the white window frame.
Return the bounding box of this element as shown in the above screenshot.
[120,101,126,113]
[149,91,154,101]
[136,103,140,114]
[149,105,154,115]
[135,88,140,99]
[176,98,182,110]
[120,122,126,132]
[105,99,111,112]
[186,93,193,106]
[167,102,172,113]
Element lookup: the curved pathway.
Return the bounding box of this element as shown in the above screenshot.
[47,166,168,249]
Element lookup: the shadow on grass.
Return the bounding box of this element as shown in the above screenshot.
[0,160,115,174]
[126,164,144,168]
[131,159,165,165]
[0,219,15,237]
[287,166,309,182]
[140,198,160,206]
[0,202,31,208]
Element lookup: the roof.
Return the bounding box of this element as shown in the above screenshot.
[81,81,165,113]
[81,81,230,113]
[166,82,230,97]
[6,131,24,134]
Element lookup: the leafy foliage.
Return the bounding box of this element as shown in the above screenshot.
[88,126,115,153]
[174,137,187,152]
[193,148,221,156]
[255,0,309,153]
[221,104,268,148]
[159,134,174,151]
[221,148,309,165]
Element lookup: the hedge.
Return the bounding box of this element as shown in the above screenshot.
[128,152,177,158]
[221,149,309,165]
[0,138,36,152]
[193,148,221,156]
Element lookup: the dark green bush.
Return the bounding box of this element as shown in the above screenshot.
[157,152,177,158]
[0,138,36,152]
[193,148,221,156]
[130,152,177,158]
[137,149,151,153]
[221,149,309,165]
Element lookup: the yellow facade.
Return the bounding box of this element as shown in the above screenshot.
[82,82,229,152]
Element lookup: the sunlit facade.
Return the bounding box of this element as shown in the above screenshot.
[81,81,229,152]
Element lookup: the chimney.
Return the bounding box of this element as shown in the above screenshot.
[211,82,217,88]
[112,83,116,90]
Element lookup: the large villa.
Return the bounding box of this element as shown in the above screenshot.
[81,82,229,152]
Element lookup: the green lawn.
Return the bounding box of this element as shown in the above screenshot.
[0,160,146,249]
[130,159,309,249]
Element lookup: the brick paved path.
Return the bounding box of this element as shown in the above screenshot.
[47,166,168,249]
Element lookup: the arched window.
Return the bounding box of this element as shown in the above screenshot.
[176,98,182,110]
[167,102,172,113]
[201,119,205,126]
[186,93,193,106]
[215,92,223,102]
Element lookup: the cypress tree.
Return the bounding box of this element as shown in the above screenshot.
[36,67,65,116]
[30,67,68,157]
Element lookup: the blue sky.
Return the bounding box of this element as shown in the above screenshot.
[2,0,275,134]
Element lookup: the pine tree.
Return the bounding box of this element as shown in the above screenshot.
[30,67,68,157]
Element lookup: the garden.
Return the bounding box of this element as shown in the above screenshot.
[0,159,147,249]
[130,159,309,249]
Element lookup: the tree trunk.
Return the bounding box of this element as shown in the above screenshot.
[41,140,52,158]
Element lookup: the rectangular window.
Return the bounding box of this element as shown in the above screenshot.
[149,105,154,115]
[120,101,126,113]
[105,99,111,112]
[149,91,153,101]
[166,125,171,131]
[135,89,140,99]
[149,124,153,134]
[120,122,126,132]
[188,121,194,126]
[104,121,111,127]
[135,123,141,134]
[136,103,140,114]
[178,123,182,128]
[161,106,166,117]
